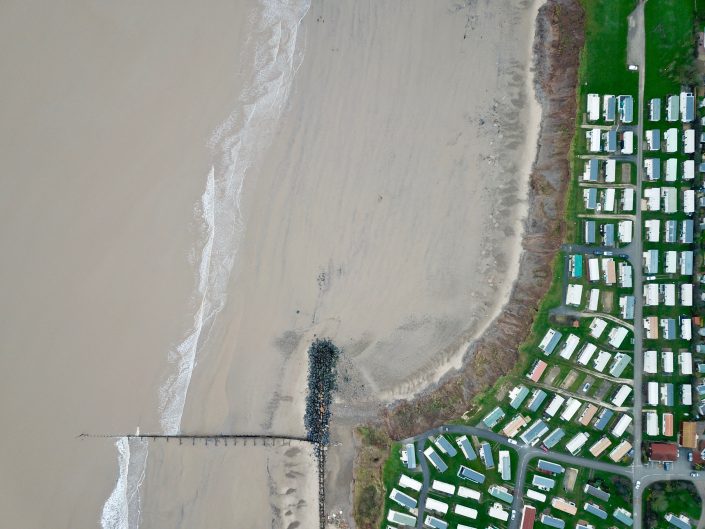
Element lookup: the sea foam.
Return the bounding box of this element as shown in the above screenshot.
[100,437,149,529]
[158,0,311,435]
[101,1,310,527]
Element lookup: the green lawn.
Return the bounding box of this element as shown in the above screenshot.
[644,0,696,97]
[643,481,702,528]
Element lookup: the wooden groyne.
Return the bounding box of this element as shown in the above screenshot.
[78,433,310,446]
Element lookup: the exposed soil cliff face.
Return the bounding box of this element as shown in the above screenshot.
[381,0,585,440]
[350,2,586,527]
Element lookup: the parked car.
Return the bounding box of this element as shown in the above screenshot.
[691,472,700,478]
[507,439,518,446]
[635,481,641,490]
[582,382,591,393]
[688,452,694,462]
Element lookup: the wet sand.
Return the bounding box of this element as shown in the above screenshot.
[0,0,543,527]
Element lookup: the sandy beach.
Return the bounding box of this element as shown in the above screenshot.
[0,0,544,527]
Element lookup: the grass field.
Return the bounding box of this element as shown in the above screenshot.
[644,0,696,97]
[643,480,702,528]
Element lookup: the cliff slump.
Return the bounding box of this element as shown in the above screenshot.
[380,0,585,440]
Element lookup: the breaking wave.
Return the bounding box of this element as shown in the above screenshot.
[100,0,310,527]
[100,437,149,529]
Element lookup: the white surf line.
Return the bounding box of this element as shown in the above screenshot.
[100,1,311,527]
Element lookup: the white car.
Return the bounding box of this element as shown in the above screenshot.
[635,481,641,490]
[507,439,518,446]
[511,510,517,520]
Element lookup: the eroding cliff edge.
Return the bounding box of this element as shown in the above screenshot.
[349,1,586,527]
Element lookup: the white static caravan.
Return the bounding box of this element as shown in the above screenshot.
[589,318,607,338]
[681,318,692,341]
[681,91,695,122]
[588,289,600,311]
[605,159,616,182]
[645,219,660,242]
[593,350,611,372]
[565,432,589,455]
[648,382,659,406]
[684,190,695,214]
[662,351,674,374]
[618,221,632,243]
[454,504,478,520]
[583,159,599,181]
[643,283,659,306]
[664,128,678,152]
[612,385,632,407]
[679,352,693,375]
[588,258,600,281]
[457,486,481,501]
[618,262,633,288]
[612,415,633,439]
[545,395,566,418]
[622,188,634,212]
[399,474,423,492]
[643,350,657,374]
[684,159,695,180]
[622,130,634,154]
[664,251,678,274]
[608,327,628,348]
[682,385,693,406]
[667,94,680,121]
[644,158,660,180]
[645,129,660,151]
[646,411,659,436]
[664,283,676,306]
[644,188,660,211]
[603,188,616,211]
[565,284,583,307]
[643,249,658,274]
[559,334,581,360]
[431,480,456,495]
[603,94,616,121]
[561,398,582,421]
[650,97,661,121]
[662,187,677,213]
[587,129,601,152]
[587,93,600,121]
[578,343,597,366]
[684,129,695,153]
[665,158,678,181]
